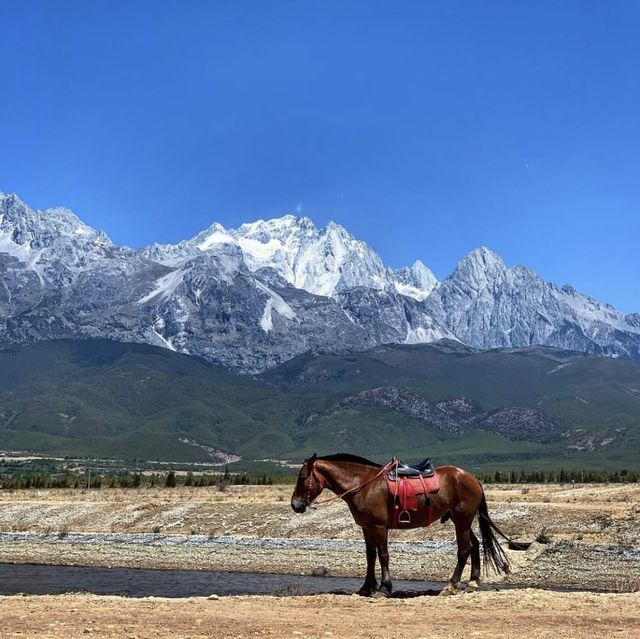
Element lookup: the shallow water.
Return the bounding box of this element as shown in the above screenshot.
[0,563,444,598]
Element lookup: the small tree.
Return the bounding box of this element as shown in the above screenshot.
[165,470,177,488]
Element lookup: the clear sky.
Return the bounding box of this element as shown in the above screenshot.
[1,1,638,313]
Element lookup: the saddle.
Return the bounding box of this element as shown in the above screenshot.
[386,457,440,529]
[387,457,435,479]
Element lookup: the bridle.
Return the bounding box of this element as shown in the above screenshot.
[302,458,326,506]
[301,457,397,507]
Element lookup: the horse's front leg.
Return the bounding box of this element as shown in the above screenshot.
[357,527,378,596]
[373,524,392,597]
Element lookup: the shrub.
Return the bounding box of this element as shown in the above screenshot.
[536,530,551,544]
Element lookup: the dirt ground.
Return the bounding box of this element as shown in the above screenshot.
[0,483,638,587]
[0,483,638,638]
[1,590,639,639]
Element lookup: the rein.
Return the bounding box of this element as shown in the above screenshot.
[307,458,398,506]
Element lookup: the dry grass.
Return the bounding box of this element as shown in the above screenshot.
[0,483,637,544]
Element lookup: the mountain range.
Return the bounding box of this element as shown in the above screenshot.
[1,339,639,468]
[1,191,639,373]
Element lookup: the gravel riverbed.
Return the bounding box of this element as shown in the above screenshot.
[0,483,638,591]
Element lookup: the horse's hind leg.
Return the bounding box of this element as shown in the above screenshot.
[357,528,378,596]
[466,530,481,592]
[440,516,473,596]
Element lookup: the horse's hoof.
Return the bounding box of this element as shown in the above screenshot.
[357,585,377,597]
[439,584,458,596]
[465,580,480,593]
[372,589,391,599]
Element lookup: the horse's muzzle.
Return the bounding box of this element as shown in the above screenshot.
[291,498,306,513]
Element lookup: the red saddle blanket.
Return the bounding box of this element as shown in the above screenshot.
[386,473,440,529]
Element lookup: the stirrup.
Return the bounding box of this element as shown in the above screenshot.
[398,510,411,524]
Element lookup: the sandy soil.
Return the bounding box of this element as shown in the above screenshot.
[1,590,639,639]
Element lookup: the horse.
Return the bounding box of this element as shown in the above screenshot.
[291,453,516,597]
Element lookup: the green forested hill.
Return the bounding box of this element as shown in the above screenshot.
[0,340,297,461]
[1,339,639,469]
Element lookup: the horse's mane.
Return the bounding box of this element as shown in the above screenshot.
[317,453,382,468]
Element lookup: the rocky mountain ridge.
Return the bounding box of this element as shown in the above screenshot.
[319,386,559,441]
[1,191,638,372]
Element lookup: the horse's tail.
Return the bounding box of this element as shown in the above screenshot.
[477,489,512,575]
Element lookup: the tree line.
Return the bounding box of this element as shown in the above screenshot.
[477,468,640,484]
[0,468,276,490]
[2,467,638,489]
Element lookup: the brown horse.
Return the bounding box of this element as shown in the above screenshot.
[291,453,514,597]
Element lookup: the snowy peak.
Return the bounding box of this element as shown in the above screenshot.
[290,219,388,296]
[439,246,507,301]
[391,260,438,301]
[236,214,317,238]
[0,192,109,246]
[162,213,417,299]
[0,192,113,286]
[195,222,236,251]
[427,245,640,358]
[454,246,506,277]
[227,215,441,300]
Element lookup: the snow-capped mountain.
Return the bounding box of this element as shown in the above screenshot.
[426,247,640,360]
[0,193,452,371]
[0,193,113,284]
[1,191,639,372]
[143,214,437,300]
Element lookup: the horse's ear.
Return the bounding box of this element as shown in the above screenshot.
[310,452,317,462]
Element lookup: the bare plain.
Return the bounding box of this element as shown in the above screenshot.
[0,482,638,638]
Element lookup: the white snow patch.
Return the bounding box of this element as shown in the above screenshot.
[547,362,571,375]
[404,326,447,344]
[260,299,274,332]
[151,317,175,351]
[137,269,185,305]
[237,236,283,261]
[394,282,430,301]
[0,230,46,286]
[0,231,34,263]
[255,280,297,333]
[197,230,237,251]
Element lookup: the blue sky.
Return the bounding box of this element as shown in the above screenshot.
[1,1,638,312]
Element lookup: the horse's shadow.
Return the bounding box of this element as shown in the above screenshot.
[326,588,441,598]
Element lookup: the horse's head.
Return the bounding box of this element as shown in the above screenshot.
[291,453,325,513]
